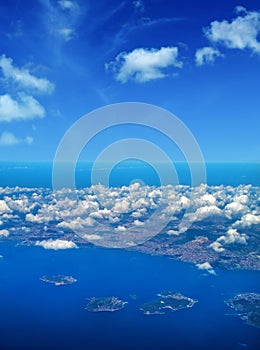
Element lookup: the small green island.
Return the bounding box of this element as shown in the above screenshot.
[140,291,198,315]
[225,293,260,328]
[85,297,128,312]
[40,275,77,286]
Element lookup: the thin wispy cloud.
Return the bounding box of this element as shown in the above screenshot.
[40,0,81,42]
[0,55,54,94]
[0,131,33,146]
[133,0,145,13]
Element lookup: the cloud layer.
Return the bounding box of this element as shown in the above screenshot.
[0,183,259,251]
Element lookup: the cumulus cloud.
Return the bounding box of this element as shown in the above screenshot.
[0,55,54,94]
[115,225,127,232]
[225,201,249,219]
[57,216,96,230]
[35,239,78,250]
[113,199,130,213]
[233,213,260,228]
[195,47,223,66]
[133,219,144,226]
[0,200,11,214]
[106,47,183,83]
[210,241,225,253]
[0,93,45,122]
[0,229,9,237]
[205,7,260,55]
[210,228,248,253]
[167,229,180,235]
[1,184,259,251]
[0,131,33,146]
[188,205,223,222]
[196,262,216,275]
[219,228,248,245]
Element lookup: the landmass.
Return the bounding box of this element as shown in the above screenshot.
[85,297,128,312]
[225,293,260,328]
[40,275,77,286]
[140,291,198,315]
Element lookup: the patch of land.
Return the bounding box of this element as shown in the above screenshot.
[85,296,128,312]
[40,275,77,286]
[140,291,198,315]
[225,293,260,328]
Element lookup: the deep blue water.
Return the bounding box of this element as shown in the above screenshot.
[0,242,259,350]
[0,162,259,350]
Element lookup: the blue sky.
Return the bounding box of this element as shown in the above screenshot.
[0,0,259,162]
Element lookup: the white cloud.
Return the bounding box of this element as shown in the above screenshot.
[0,93,45,122]
[210,228,248,253]
[233,213,260,228]
[195,47,223,66]
[225,201,248,219]
[234,194,249,204]
[42,0,81,42]
[205,8,260,55]
[0,131,19,146]
[196,262,216,275]
[114,225,127,232]
[133,219,144,226]
[0,229,9,237]
[210,241,225,253]
[0,131,33,146]
[106,46,183,83]
[57,27,75,41]
[189,205,223,222]
[35,239,78,250]
[0,184,259,251]
[58,0,78,11]
[0,200,11,214]
[167,229,180,235]
[82,234,102,241]
[57,216,96,230]
[113,199,130,213]
[219,228,248,245]
[0,55,54,94]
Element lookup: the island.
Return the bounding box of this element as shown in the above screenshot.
[40,275,77,286]
[140,291,198,315]
[85,297,128,312]
[225,293,260,328]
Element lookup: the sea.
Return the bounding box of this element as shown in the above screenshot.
[0,161,259,350]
